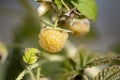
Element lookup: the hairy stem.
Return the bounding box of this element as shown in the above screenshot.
[27,66,36,80]
[16,70,26,80]
[16,60,48,80]
[39,19,53,27]
[54,18,58,28]
[36,67,41,79]
[61,0,70,11]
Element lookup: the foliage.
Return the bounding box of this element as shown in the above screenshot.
[70,0,98,21]
[94,65,120,80]
[23,48,40,64]
[55,46,120,80]
[54,0,97,21]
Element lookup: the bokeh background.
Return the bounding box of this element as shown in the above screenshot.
[0,0,120,80]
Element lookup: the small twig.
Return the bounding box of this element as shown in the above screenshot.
[16,70,26,80]
[54,18,58,28]
[61,0,70,11]
[16,60,48,80]
[27,66,36,80]
[36,67,41,79]
[39,19,53,27]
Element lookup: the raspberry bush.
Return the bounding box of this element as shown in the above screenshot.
[16,0,120,80]
[1,0,119,80]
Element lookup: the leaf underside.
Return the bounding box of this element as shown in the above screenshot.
[94,65,120,80]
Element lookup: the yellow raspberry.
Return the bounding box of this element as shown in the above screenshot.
[66,18,90,36]
[38,27,69,53]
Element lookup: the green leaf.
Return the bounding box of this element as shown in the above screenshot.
[111,56,120,65]
[55,0,63,10]
[23,48,40,64]
[71,0,98,21]
[72,45,120,70]
[94,65,120,80]
[87,56,120,67]
[73,46,99,70]
[62,59,76,72]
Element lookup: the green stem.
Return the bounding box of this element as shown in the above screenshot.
[39,19,53,27]
[16,60,48,80]
[16,70,26,80]
[54,18,58,28]
[61,0,70,11]
[27,66,36,80]
[36,67,41,79]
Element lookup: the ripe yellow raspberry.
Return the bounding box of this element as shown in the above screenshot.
[38,27,69,53]
[66,18,90,36]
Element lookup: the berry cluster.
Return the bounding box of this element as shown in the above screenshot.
[36,0,91,53]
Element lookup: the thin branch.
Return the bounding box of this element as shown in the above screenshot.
[61,0,70,11]
[27,66,36,80]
